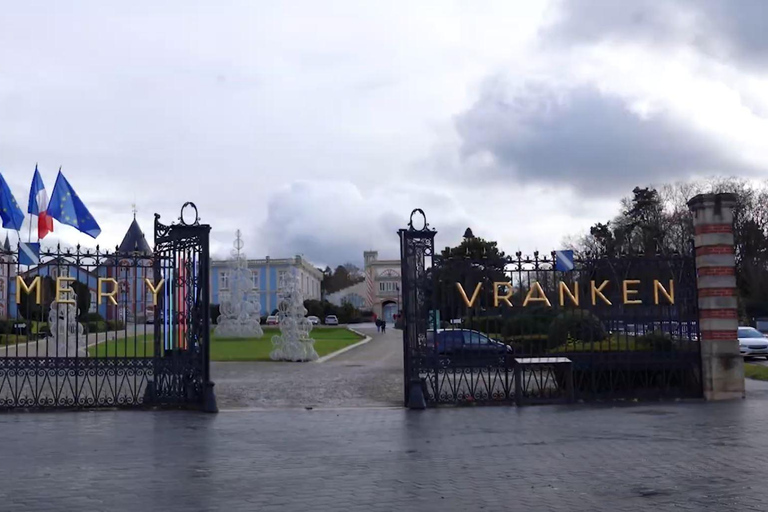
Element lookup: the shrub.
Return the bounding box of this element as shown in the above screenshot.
[82,312,105,323]
[547,309,606,350]
[636,331,675,352]
[106,320,125,331]
[460,312,557,341]
[85,321,108,334]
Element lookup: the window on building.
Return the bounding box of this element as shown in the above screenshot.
[278,270,287,290]
[220,271,229,290]
[252,272,259,290]
[379,282,397,292]
[89,291,97,313]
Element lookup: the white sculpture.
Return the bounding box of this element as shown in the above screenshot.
[214,230,263,338]
[48,300,84,355]
[270,269,318,362]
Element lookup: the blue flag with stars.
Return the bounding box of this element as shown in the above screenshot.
[46,169,101,238]
[0,172,24,231]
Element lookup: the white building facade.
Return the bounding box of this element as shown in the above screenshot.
[327,251,401,323]
[211,255,322,316]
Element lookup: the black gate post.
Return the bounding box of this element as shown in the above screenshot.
[199,222,218,413]
[151,203,217,412]
[399,209,435,410]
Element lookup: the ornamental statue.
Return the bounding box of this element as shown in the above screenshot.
[214,230,263,338]
[270,269,318,362]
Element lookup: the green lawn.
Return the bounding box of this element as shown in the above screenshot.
[87,327,363,361]
[0,334,28,346]
[744,363,768,381]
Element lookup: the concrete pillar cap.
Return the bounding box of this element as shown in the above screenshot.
[687,193,738,212]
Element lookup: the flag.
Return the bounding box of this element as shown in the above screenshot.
[555,250,575,272]
[18,242,40,266]
[46,169,101,238]
[27,165,54,239]
[0,172,24,231]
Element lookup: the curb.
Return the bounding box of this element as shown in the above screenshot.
[314,327,373,363]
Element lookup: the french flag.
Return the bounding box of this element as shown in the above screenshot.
[27,165,53,239]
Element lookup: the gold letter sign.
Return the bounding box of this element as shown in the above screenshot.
[523,282,552,307]
[559,282,579,307]
[55,277,76,304]
[590,280,612,306]
[493,282,513,307]
[16,276,42,304]
[456,283,482,308]
[622,280,642,305]
[98,278,119,306]
[654,280,674,305]
[145,278,164,306]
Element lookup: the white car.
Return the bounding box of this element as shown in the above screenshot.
[265,315,279,325]
[324,315,339,326]
[738,326,768,358]
[307,316,320,325]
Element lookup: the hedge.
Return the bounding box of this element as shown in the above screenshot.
[547,309,606,350]
[461,311,557,337]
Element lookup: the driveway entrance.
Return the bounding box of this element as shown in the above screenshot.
[213,323,403,409]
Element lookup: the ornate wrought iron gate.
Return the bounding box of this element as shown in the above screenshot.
[0,203,215,411]
[400,210,702,408]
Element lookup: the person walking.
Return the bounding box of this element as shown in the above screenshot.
[381,320,386,333]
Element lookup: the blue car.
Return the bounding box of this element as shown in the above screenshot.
[425,329,513,368]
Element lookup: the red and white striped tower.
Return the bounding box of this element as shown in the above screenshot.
[365,266,375,310]
[364,251,377,311]
[688,193,744,400]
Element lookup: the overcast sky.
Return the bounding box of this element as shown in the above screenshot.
[1,1,766,268]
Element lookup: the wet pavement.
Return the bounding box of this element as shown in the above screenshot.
[4,327,768,511]
[3,380,768,511]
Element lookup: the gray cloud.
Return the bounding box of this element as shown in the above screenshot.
[255,180,470,268]
[546,0,768,69]
[455,82,752,195]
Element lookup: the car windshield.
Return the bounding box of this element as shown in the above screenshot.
[738,328,765,339]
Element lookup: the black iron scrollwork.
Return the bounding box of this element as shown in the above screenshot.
[408,208,429,232]
[180,202,200,226]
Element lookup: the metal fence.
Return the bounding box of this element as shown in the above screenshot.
[400,211,701,407]
[0,203,214,411]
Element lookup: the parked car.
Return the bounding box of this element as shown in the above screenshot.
[265,315,279,325]
[425,329,513,368]
[738,326,768,359]
[324,315,339,326]
[307,316,320,325]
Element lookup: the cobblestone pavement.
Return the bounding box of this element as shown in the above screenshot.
[2,380,768,511]
[213,324,404,409]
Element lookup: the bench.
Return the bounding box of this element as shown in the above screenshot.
[513,357,574,406]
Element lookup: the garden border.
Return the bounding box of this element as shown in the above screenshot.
[315,327,373,363]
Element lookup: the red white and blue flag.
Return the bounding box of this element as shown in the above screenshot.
[27,165,53,239]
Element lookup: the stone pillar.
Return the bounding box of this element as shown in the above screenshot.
[688,193,744,400]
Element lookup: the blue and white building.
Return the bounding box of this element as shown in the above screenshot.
[210,255,322,316]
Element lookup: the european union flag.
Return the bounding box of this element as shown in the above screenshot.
[46,169,101,238]
[0,172,25,231]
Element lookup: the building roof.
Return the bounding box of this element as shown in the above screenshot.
[118,219,152,254]
[210,255,323,279]
[3,234,9,251]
